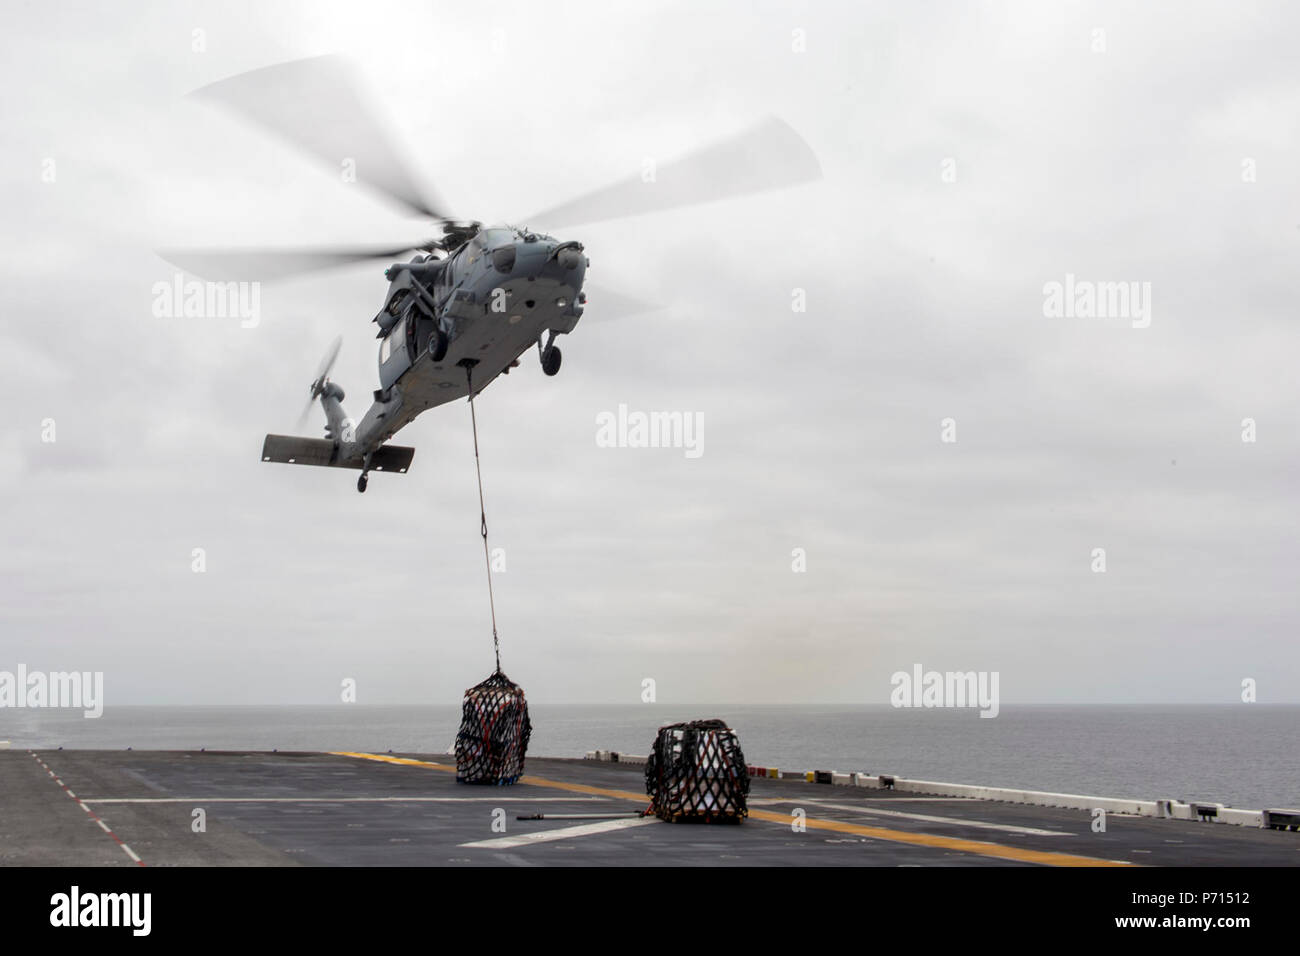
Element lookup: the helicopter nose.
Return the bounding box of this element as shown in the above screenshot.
[492,237,585,286]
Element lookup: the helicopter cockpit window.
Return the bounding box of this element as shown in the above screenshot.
[481,228,513,249]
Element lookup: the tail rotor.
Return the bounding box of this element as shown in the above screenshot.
[296,335,343,433]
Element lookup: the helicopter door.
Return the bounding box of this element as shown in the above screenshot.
[378,314,413,390]
[404,308,419,359]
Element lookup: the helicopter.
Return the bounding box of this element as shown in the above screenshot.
[162,55,821,492]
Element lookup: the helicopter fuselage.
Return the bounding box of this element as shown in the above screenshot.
[341,226,586,469]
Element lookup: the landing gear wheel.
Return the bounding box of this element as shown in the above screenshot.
[357,474,368,494]
[542,345,562,377]
[428,328,449,362]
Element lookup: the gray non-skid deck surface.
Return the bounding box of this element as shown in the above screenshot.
[2,750,1296,867]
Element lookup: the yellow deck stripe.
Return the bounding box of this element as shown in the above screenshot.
[744,808,1131,866]
[329,751,1132,867]
[331,752,457,772]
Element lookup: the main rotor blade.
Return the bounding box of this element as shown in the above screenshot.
[157,242,426,281]
[523,116,821,230]
[191,55,447,219]
[580,282,665,321]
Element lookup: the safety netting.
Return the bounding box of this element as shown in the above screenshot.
[644,719,749,822]
[455,669,532,785]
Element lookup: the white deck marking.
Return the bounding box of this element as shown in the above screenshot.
[31,751,146,866]
[460,816,659,849]
[862,798,980,802]
[749,797,974,805]
[767,799,1072,836]
[81,796,601,804]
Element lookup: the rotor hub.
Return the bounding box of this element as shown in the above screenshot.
[439,220,482,252]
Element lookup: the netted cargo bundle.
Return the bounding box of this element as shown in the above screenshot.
[455,670,532,785]
[644,719,749,822]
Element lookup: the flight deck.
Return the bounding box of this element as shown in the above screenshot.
[3,749,1296,867]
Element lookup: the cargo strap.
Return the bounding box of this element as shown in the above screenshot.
[465,364,501,672]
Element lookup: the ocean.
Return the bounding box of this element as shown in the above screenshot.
[2,704,1296,811]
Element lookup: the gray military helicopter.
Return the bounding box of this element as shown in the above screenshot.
[163,56,820,492]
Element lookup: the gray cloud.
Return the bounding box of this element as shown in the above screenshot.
[0,0,1296,709]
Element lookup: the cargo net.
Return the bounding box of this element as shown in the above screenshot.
[455,670,532,785]
[644,719,749,823]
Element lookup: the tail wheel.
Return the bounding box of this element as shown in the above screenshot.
[357,474,368,493]
[429,328,449,362]
[542,345,562,377]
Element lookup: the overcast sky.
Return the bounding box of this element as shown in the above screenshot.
[1,0,1296,708]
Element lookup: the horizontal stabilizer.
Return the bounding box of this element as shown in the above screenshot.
[261,435,414,473]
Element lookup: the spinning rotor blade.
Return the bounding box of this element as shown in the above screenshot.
[314,334,343,385]
[192,55,448,220]
[296,334,344,431]
[523,116,821,230]
[157,242,429,281]
[295,395,315,433]
[580,282,665,321]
